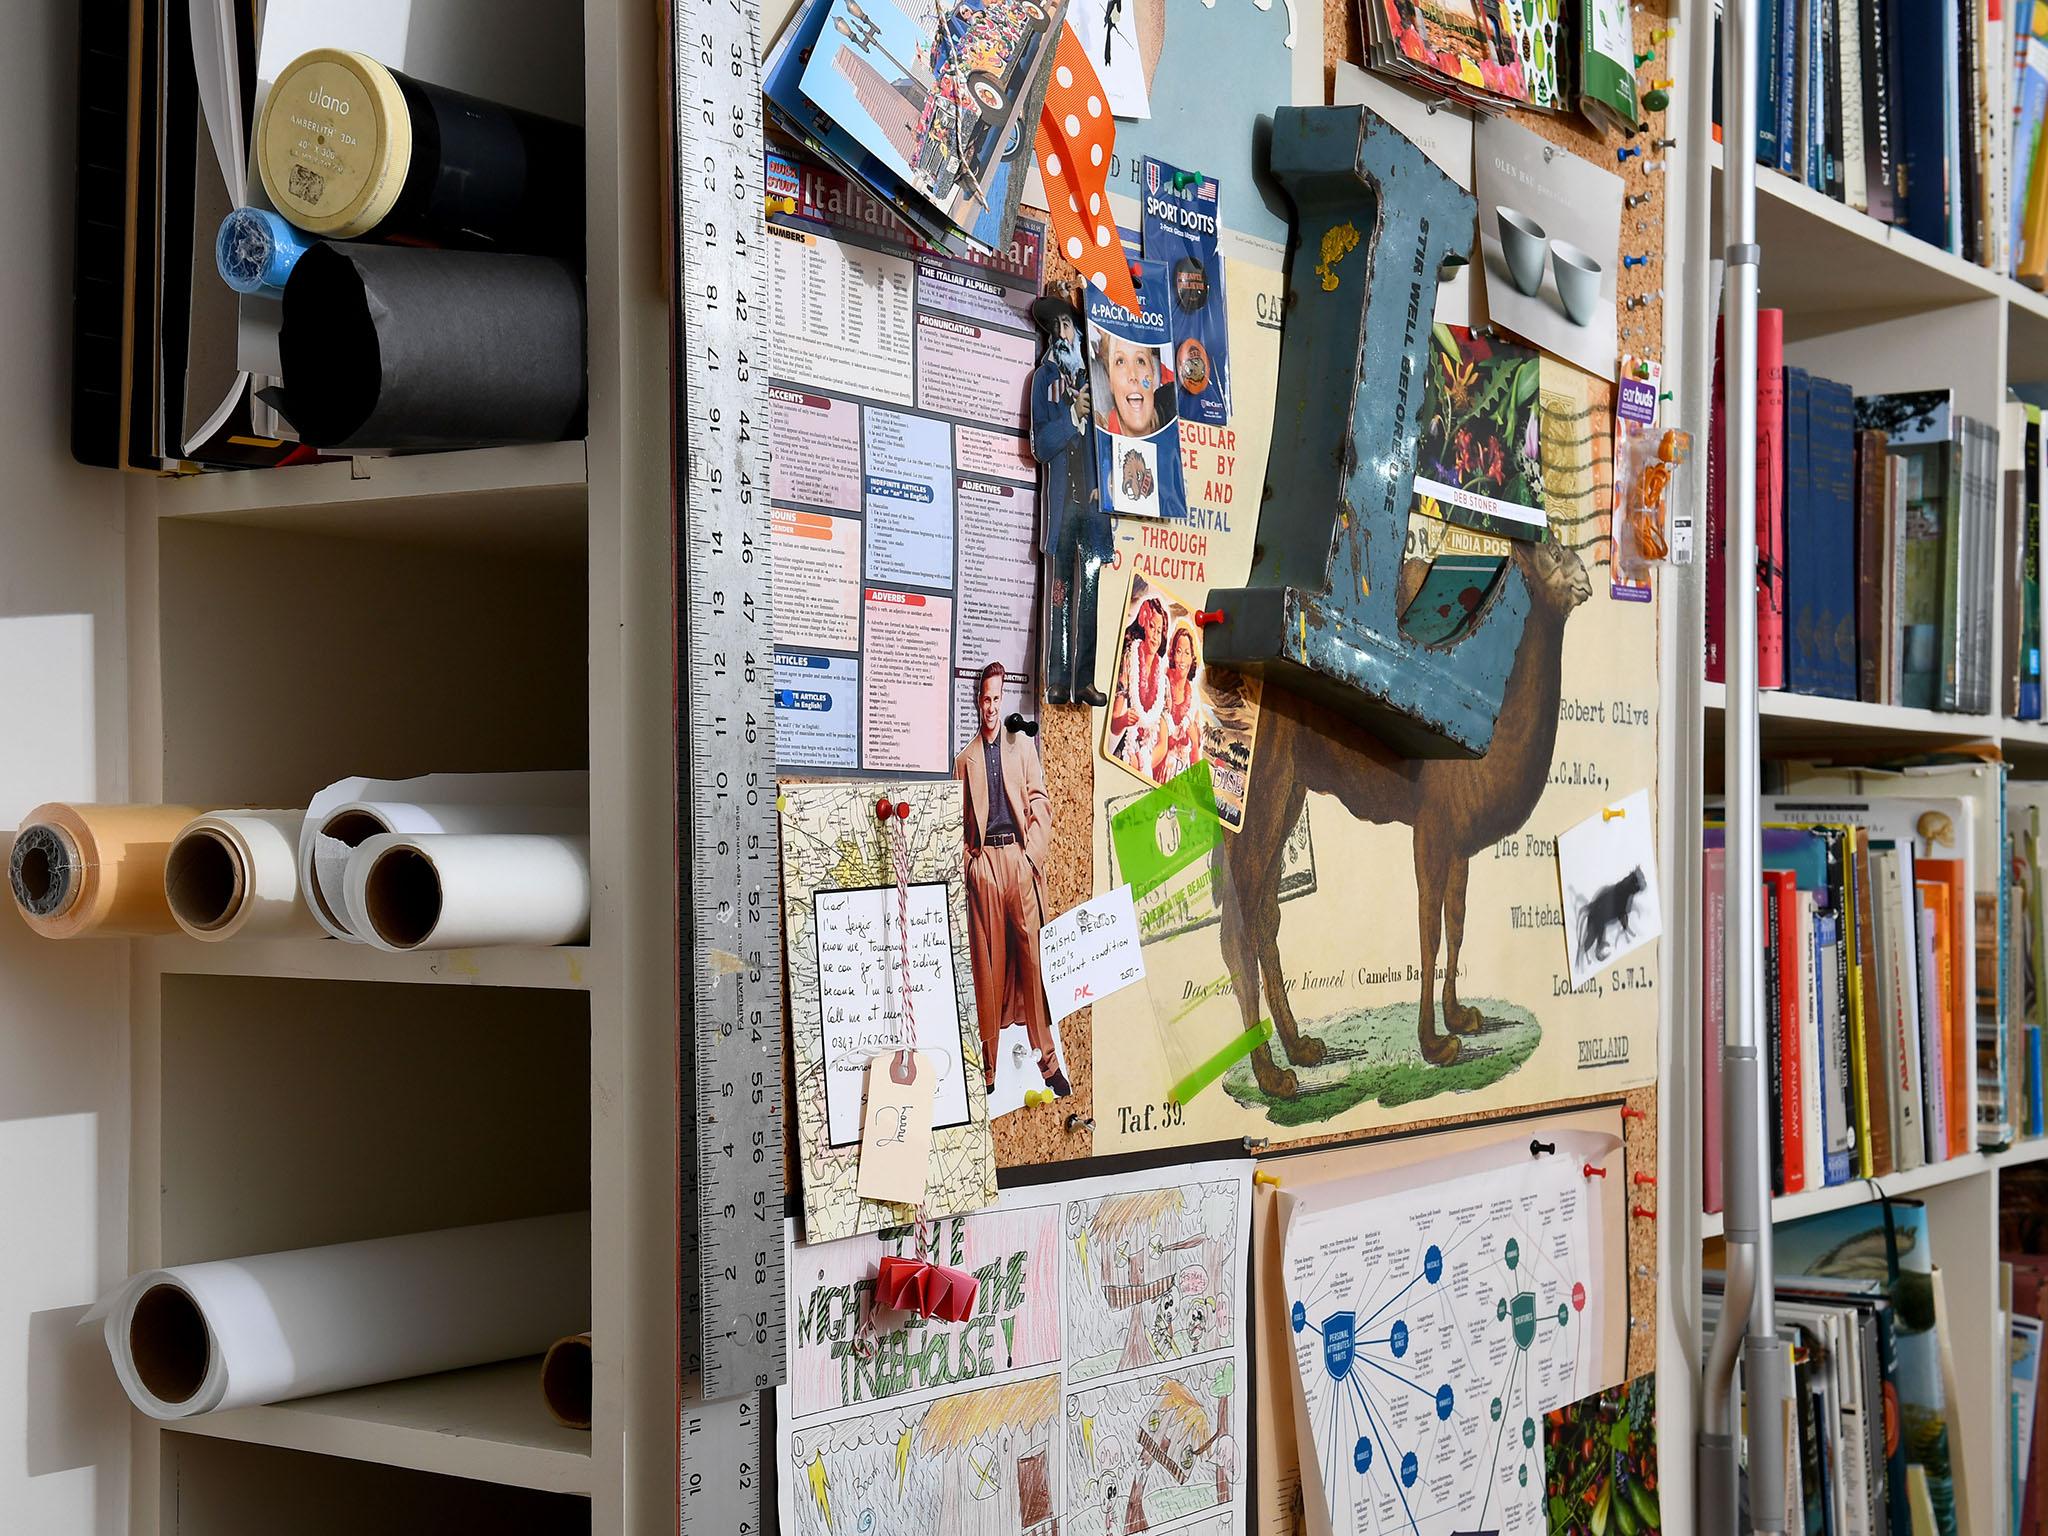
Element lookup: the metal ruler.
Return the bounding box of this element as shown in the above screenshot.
[671,0,782,1522]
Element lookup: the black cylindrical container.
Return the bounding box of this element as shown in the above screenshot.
[256,48,581,255]
[274,242,586,450]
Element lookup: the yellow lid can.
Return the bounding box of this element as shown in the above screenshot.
[256,48,413,238]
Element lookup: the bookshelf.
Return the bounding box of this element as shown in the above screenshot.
[105,0,676,1530]
[1693,128,2048,1536]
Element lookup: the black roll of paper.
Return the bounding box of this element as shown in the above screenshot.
[274,243,585,450]
[257,49,581,255]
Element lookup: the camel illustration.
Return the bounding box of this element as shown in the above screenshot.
[1216,535,1593,1097]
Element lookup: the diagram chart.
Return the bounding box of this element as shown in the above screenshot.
[1280,1148,1608,1535]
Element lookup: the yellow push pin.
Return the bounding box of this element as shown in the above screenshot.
[1024,1088,1054,1107]
[766,194,797,216]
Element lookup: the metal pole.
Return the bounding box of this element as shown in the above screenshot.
[1699,1,1791,1529]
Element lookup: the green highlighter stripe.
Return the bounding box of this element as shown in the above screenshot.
[1171,1018,1274,1107]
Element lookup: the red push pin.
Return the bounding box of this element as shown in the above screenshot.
[1632,1205,1657,1221]
[1128,260,1143,284]
[1193,609,1225,627]
[876,797,895,821]
[1633,1171,1657,1187]
[895,800,910,821]
[1620,1105,1647,1121]
[1582,1163,1608,1179]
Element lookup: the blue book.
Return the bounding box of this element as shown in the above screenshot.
[1806,377,1859,700]
[1758,0,1783,167]
[2029,1026,2044,1136]
[1815,908,1853,1186]
[1896,0,1956,249]
[1805,0,1825,191]
[1784,367,1826,695]
[1779,0,1799,176]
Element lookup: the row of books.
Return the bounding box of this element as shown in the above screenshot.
[1707,1199,1963,1535]
[1704,314,2024,715]
[1701,758,2043,1215]
[1713,0,2048,278]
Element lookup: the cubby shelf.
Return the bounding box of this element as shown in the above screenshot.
[159,1361,594,1496]
[138,937,596,992]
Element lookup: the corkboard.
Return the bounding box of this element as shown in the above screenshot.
[993,0,1672,1380]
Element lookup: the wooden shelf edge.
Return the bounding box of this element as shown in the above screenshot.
[1701,1144,2048,1237]
[139,936,595,992]
[146,441,589,522]
[157,1360,593,1496]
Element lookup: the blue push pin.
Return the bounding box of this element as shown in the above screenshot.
[1622,253,1650,269]
[215,207,313,297]
[1616,145,1642,163]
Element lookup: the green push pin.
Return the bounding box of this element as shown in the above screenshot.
[1634,48,1655,66]
[1643,87,1671,112]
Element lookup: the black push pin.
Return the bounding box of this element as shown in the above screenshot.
[1005,712,1039,737]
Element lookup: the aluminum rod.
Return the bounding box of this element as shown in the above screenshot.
[1699,0,1789,1529]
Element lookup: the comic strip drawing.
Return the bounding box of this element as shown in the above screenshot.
[1067,1363,1242,1536]
[1065,1182,1242,1384]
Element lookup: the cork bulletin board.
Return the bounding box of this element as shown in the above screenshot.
[980,0,1673,1382]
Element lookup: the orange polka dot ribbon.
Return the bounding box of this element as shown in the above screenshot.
[1035,22,1139,316]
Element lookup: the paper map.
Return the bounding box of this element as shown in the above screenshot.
[779,779,998,1242]
[1278,1135,1614,1535]
[779,1160,1251,1535]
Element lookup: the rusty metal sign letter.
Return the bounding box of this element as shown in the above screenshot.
[1204,105,1527,758]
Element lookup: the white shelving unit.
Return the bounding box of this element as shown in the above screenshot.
[109,0,677,1529]
[1691,142,2048,1536]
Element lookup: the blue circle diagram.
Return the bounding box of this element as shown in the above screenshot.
[1390,1320,1409,1358]
[1423,1244,1443,1283]
[1353,1436,1373,1473]
[1291,1300,1307,1334]
[1400,1451,1419,1489]
[1436,1384,1455,1421]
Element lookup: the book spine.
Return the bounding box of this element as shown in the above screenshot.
[1897,0,1951,246]
[2010,451,2027,718]
[1820,907,1854,1185]
[1860,0,1898,220]
[1770,870,1797,1191]
[1853,833,1888,1176]
[1759,312,1789,689]
[1706,846,1727,1213]
[1781,0,1801,175]
[1841,0,1868,209]
[1825,0,1847,199]
[1805,0,1825,189]
[1961,0,1986,262]
[2024,406,2042,718]
[1890,850,1925,1172]
[1815,379,1860,699]
[1786,368,1821,692]
[1858,430,1888,702]
[1920,889,1948,1161]
[1801,891,1824,1189]
[1708,328,1727,683]
[2014,40,2047,270]
[1941,427,1966,711]
[1762,0,1785,165]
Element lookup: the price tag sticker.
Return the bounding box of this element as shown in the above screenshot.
[856,1050,935,1205]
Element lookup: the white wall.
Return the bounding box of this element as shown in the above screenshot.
[0,2,134,1530]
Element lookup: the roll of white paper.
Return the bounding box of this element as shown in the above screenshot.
[95,1212,588,1419]
[347,833,592,951]
[164,810,325,942]
[296,772,588,941]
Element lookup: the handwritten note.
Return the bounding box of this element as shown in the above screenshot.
[1039,884,1146,1024]
[815,883,969,1145]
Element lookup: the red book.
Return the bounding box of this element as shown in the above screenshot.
[1917,858,1971,1158]
[1704,845,1727,1213]
[1757,309,1787,690]
[1768,868,1807,1192]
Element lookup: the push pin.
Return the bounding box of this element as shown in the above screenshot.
[1620,1105,1647,1121]
[1066,1112,1094,1133]
[1244,1136,1270,1153]
[1633,1171,1657,1186]
[1004,712,1040,737]
[1632,1205,1657,1221]
[1646,78,1675,91]
[1625,191,1655,207]
[1172,170,1205,190]
[1632,358,1653,379]
[1659,390,1674,403]
[1643,89,1670,111]
[1642,159,1667,173]
[1651,25,1677,40]
[875,796,895,821]
[1622,253,1650,268]
[1633,47,1655,66]
[1616,145,1642,162]
[1193,608,1225,627]
[1128,259,1143,283]
[1583,1163,1608,1179]
[1530,1138,1557,1157]
[1024,1088,1054,1107]
[1653,136,1678,150]
[766,194,797,216]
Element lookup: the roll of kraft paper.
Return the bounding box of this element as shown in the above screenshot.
[164,811,325,943]
[273,242,585,450]
[349,834,591,951]
[540,1332,592,1430]
[255,48,582,254]
[9,804,212,939]
[297,771,587,943]
[94,1212,588,1419]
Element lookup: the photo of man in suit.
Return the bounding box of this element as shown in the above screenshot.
[952,660,1070,1098]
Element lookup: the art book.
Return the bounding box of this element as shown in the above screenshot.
[1410,323,1548,542]
[1361,0,1532,108]
[1100,570,1262,834]
[778,779,998,1243]
[1086,259,1189,524]
[776,1160,1252,1535]
[792,0,1065,253]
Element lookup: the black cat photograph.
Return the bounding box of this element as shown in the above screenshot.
[1554,788,1663,989]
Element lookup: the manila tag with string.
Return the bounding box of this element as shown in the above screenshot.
[857,798,935,1206]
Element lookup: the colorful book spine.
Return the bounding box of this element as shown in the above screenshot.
[1759,311,1788,690]
[2014,36,2048,272]
[1707,327,1726,684]
[1856,428,1889,703]
[1897,0,1955,248]
[1807,377,1859,699]
[1818,906,1853,1186]
[1778,0,1800,177]
[1859,0,1900,223]
[2025,405,2043,719]
[1706,844,1727,1213]
[1771,867,1805,1191]
[1800,891,1825,1191]
[1919,882,1949,1162]
[1784,367,1820,693]
[1759,0,1784,167]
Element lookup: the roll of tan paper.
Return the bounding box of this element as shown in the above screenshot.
[164,811,325,943]
[540,1332,592,1430]
[93,1212,589,1419]
[9,804,212,939]
[297,772,588,942]
[348,833,591,951]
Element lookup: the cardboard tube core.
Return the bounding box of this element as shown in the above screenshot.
[129,1284,208,1405]
[540,1333,592,1429]
[363,844,442,950]
[164,829,246,934]
[10,824,78,918]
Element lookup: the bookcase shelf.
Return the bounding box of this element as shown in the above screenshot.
[1698,1152,1997,1241]
[137,937,596,992]
[160,1360,593,1496]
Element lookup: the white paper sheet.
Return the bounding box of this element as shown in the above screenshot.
[165,809,324,942]
[93,1212,588,1418]
[346,832,591,950]
[1278,1132,1617,1535]
[777,1160,1251,1536]
[1039,884,1145,1025]
[1555,787,1663,990]
[297,771,587,942]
